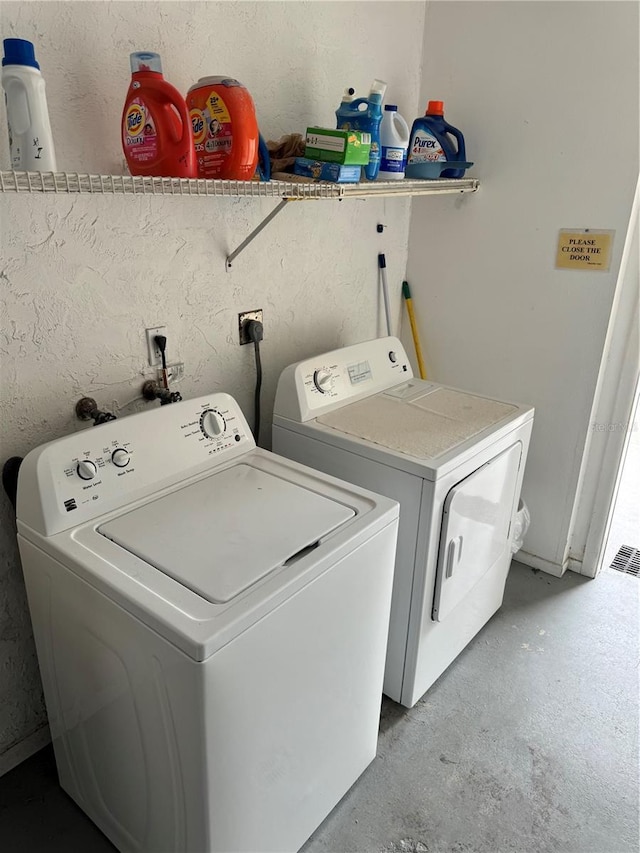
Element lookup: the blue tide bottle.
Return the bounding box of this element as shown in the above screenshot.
[336,79,387,181]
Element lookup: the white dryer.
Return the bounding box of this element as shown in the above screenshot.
[16,393,399,853]
[273,337,534,709]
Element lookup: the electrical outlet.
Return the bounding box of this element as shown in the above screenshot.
[238,310,264,345]
[145,326,167,366]
[158,362,185,385]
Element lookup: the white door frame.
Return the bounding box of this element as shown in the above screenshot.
[566,177,640,578]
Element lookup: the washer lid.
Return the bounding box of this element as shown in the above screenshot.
[98,463,355,603]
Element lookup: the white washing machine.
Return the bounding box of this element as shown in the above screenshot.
[273,337,534,709]
[16,393,399,853]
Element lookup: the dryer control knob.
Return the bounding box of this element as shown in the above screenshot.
[200,409,226,438]
[111,448,130,468]
[313,369,334,394]
[77,459,97,481]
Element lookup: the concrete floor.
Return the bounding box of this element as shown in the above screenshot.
[0,562,638,853]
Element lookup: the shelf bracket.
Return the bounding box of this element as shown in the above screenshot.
[226,198,291,270]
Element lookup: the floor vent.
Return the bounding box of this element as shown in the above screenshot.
[610,545,640,577]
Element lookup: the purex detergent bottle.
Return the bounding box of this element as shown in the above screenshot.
[406,100,468,179]
[336,79,387,181]
[122,51,196,178]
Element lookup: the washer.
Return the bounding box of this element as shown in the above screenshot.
[273,337,534,709]
[16,393,399,853]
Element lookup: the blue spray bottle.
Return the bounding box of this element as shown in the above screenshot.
[336,79,387,181]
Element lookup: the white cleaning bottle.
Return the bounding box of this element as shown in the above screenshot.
[2,38,57,171]
[378,105,409,180]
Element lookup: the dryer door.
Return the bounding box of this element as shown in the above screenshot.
[432,442,522,622]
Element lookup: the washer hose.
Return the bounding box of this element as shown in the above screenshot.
[246,319,264,444]
[2,456,23,512]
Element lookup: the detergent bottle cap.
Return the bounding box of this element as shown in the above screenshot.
[2,38,39,69]
[341,87,356,103]
[369,79,387,104]
[130,51,163,74]
[384,104,398,112]
[426,100,445,116]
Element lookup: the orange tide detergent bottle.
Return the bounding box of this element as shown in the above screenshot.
[122,51,196,178]
[187,77,259,180]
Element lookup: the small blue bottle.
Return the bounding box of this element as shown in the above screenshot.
[336,79,387,181]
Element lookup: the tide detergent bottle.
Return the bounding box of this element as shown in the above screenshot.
[122,52,196,178]
[336,79,387,181]
[406,100,468,179]
[186,77,260,180]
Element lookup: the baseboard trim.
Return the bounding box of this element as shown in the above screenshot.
[515,549,567,578]
[566,555,589,576]
[0,725,51,777]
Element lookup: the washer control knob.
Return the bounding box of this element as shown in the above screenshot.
[111,448,130,468]
[389,351,397,363]
[313,369,334,394]
[201,409,226,438]
[77,459,97,481]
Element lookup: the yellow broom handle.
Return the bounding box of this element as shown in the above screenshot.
[402,281,427,380]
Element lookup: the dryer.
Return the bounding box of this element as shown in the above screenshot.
[16,393,399,853]
[273,337,534,708]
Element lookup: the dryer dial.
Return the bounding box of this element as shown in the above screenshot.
[77,459,97,481]
[200,409,226,438]
[313,369,334,394]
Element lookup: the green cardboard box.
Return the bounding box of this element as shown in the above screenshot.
[304,127,371,165]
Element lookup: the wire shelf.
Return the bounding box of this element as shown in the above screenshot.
[0,170,478,200]
[341,177,478,197]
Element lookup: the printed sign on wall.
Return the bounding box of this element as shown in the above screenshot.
[556,229,614,271]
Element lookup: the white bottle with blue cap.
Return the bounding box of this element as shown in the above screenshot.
[2,38,57,171]
[378,105,410,181]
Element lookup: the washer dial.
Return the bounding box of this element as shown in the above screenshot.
[200,409,226,438]
[111,448,130,468]
[313,369,335,394]
[77,459,97,481]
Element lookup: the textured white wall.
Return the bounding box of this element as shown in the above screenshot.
[403,0,639,576]
[0,0,425,768]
